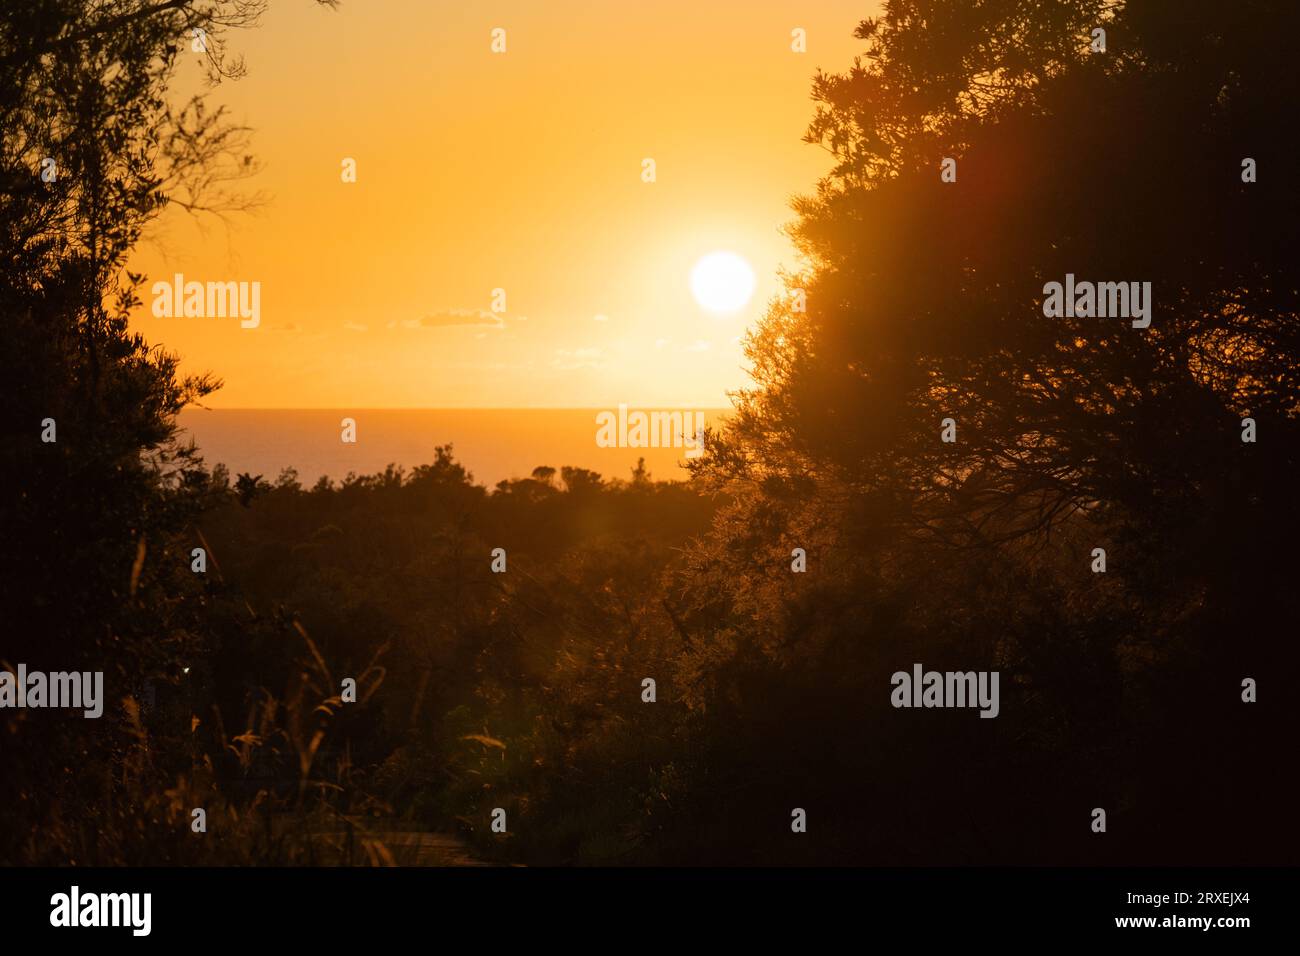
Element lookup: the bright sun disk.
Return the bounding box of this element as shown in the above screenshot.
[690,251,756,314]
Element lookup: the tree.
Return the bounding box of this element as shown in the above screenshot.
[682,0,1300,862]
[709,0,1299,555]
[0,0,338,863]
[630,457,651,486]
[561,466,604,495]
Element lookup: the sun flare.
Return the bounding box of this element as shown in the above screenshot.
[690,251,756,314]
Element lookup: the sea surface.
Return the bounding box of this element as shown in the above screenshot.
[176,408,730,488]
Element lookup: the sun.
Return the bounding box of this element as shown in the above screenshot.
[690,251,756,314]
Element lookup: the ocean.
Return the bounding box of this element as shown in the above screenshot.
[176,408,730,488]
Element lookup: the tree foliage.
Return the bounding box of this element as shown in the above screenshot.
[680,0,1300,861]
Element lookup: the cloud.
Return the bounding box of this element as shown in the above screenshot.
[343,321,368,332]
[551,347,604,371]
[421,309,505,329]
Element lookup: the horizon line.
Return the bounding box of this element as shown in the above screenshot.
[181,405,736,412]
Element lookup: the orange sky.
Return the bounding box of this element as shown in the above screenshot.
[130,0,877,408]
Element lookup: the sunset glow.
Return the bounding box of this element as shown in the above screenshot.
[690,251,757,313]
[124,0,873,408]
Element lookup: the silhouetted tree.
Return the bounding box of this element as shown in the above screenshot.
[0,0,338,864]
[235,472,266,506]
[561,466,604,495]
[682,0,1300,863]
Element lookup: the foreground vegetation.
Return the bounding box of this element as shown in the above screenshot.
[4,0,1296,865]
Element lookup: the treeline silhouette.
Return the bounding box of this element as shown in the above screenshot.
[198,456,718,863]
[4,0,1298,864]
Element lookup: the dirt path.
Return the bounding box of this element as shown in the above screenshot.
[353,828,493,866]
[290,818,495,866]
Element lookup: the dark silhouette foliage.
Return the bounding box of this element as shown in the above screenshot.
[4,0,1297,866]
[680,0,1300,862]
